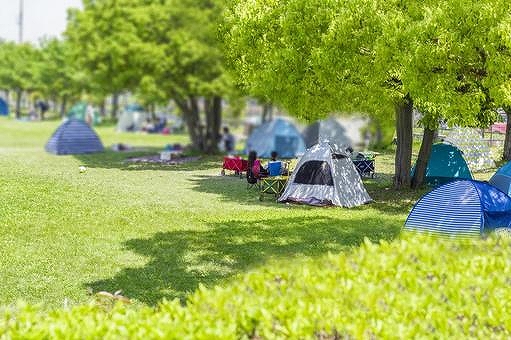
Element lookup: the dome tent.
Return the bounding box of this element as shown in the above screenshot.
[67,102,101,125]
[45,119,104,155]
[412,142,472,186]
[0,98,8,115]
[489,161,511,196]
[246,118,306,158]
[278,142,372,207]
[302,116,366,149]
[404,180,511,239]
[116,104,150,132]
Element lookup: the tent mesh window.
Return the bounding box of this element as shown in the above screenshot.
[293,161,334,186]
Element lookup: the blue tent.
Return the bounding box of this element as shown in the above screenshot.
[246,118,306,158]
[489,161,511,196]
[45,119,104,155]
[412,142,472,186]
[0,98,8,115]
[404,180,511,239]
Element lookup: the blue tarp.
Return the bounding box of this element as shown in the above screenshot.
[0,98,8,115]
[489,161,511,196]
[412,142,472,186]
[45,119,104,155]
[404,180,511,238]
[246,118,306,158]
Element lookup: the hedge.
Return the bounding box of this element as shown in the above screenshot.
[2,235,511,339]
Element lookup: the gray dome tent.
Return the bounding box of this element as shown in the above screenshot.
[278,142,372,207]
[303,116,367,149]
[246,118,306,158]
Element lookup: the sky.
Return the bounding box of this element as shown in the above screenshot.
[0,0,82,44]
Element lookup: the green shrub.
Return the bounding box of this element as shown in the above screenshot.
[2,235,511,339]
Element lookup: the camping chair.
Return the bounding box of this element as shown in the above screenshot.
[246,159,262,190]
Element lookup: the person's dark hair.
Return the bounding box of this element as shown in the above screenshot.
[248,150,257,163]
[270,151,278,161]
[223,126,229,133]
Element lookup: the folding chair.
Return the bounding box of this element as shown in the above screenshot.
[246,159,262,190]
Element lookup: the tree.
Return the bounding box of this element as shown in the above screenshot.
[0,42,41,118]
[224,0,511,188]
[130,0,236,153]
[65,0,153,119]
[38,38,83,118]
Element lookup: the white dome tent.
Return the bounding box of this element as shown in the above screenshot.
[278,142,372,207]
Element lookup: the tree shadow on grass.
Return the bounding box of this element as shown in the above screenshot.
[86,215,400,305]
[73,150,222,172]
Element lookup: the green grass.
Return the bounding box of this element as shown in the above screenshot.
[0,117,495,310]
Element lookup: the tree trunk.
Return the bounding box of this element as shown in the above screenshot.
[411,127,436,189]
[262,103,273,123]
[15,89,22,119]
[100,100,106,117]
[177,96,203,151]
[503,112,511,161]
[394,94,413,189]
[204,96,222,154]
[111,93,119,119]
[60,95,68,118]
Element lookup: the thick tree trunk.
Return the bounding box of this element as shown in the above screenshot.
[111,93,119,119]
[503,112,511,161]
[177,96,203,151]
[15,89,22,119]
[411,127,436,189]
[204,96,222,154]
[394,94,413,189]
[60,95,68,118]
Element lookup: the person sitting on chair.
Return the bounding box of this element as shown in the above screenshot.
[247,150,267,182]
[266,150,288,176]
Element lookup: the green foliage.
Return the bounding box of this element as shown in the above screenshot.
[0,42,41,92]
[2,235,511,338]
[224,0,511,126]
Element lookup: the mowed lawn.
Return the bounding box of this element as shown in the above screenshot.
[0,117,489,310]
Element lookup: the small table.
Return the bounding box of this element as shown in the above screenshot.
[259,176,288,201]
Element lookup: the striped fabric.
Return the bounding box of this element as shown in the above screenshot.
[406,180,511,239]
[45,119,104,155]
[405,181,483,239]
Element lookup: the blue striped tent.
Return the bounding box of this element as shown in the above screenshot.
[45,119,104,155]
[404,180,511,239]
[489,161,511,196]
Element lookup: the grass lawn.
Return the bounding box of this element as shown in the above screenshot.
[0,117,495,310]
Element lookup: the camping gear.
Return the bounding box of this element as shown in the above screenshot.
[412,142,472,186]
[278,142,372,207]
[246,118,306,158]
[351,152,376,178]
[117,104,150,132]
[268,161,282,176]
[45,119,104,155]
[489,161,511,196]
[222,156,249,177]
[67,102,101,125]
[303,116,367,148]
[259,176,288,201]
[0,98,8,115]
[444,128,495,171]
[404,180,511,239]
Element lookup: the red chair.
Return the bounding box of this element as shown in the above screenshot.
[222,156,248,178]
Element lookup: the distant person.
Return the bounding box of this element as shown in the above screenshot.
[267,150,288,175]
[222,126,235,154]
